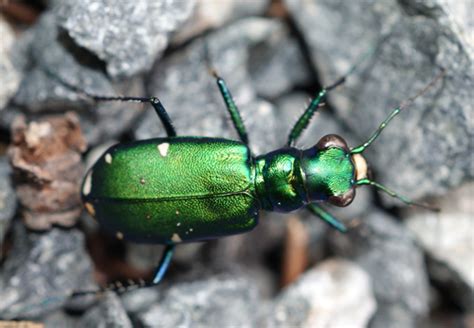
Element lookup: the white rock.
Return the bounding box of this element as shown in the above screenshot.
[269,258,376,328]
[406,183,474,308]
[0,17,21,110]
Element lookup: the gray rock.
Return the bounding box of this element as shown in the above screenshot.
[137,18,306,154]
[406,183,474,311]
[8,12,146,146]
[330,211,430,326]
[125,243,166,272]
[78,292,133,328]
[265,258,376,328]
[286,0,473,202]
[203,232,281,299]
[370,303,417,328]
[173,0,270,43]
[248,27,311,99]
[12,13,110,112]
[441,0,474,59]
[137,275,260,327]
[0,223,96,319]
[120,287,160,315]
[0,157,16,246]
[0,17,21,110]
[56,0,195,78]
[42,309,80,327]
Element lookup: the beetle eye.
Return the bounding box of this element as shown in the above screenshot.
[316,134,349,152]
[328,188,355,207]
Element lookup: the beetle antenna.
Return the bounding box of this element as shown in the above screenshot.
[202,40,219,78]
[351,69,446,154]
[356,178,440,211]
[325,45,378,91]
[326,33,394,91]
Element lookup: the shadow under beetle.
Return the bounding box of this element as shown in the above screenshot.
[77,56,443,295]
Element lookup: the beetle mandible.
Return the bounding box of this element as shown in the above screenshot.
[77,56,443,293]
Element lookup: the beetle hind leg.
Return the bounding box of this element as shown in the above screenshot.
[152,244,176,285]
[43,69,177,137]
[67,244,176,300]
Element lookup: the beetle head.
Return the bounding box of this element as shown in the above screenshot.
[300,134,356,207]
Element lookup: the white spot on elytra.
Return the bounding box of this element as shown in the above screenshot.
[157,142,169,157]
[105,153,112,164]
[171,233,182,243]
[177,222,181,226]
[116,231,124,240]
[82,171,92,196]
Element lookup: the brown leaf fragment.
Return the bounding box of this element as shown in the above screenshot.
[8,112,87,230]
[0,321,44,328]
[281,216,309,287]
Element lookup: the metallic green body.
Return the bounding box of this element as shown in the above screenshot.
[255,147,354,211]
[82,137,259,243]
[82,137,356,244]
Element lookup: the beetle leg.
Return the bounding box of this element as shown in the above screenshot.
[287,42,383,147]
[287,89,328,147]
[211,70,249,145]
[43,69,177,137]
[306,204,347,233]
[68,245,176,298]
[152,244,176,285]
[286,73,355,147]
[149,97,177,137]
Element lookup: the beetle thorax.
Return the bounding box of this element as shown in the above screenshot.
[254,148,306,212]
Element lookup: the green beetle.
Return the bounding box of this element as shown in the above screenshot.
[80,67,442,288]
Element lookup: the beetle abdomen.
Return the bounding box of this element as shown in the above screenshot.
[82,137,259,243]
[84,193,258,243]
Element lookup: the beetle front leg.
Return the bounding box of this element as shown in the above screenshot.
[287,42,382,147]
[306,204,347,233]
